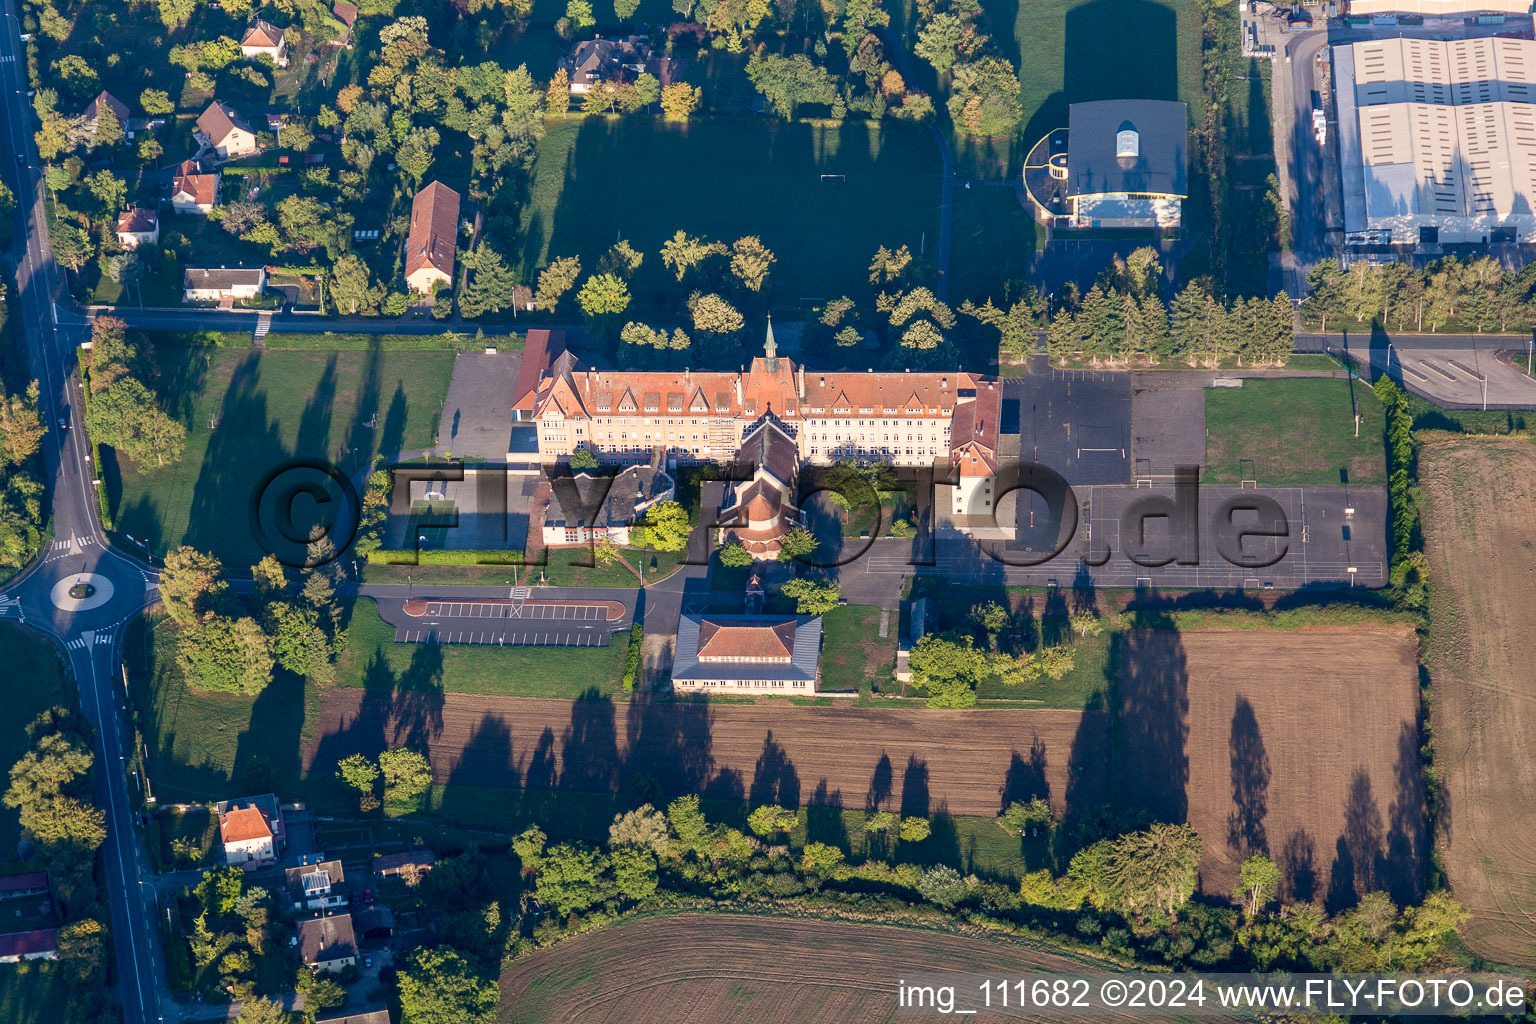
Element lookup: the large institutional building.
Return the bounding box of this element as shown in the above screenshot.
[521,326,1003,518]
[1335,36,1536,245]
[1025,100,1188,230]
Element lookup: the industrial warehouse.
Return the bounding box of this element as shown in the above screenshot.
[1335,35,1536,246]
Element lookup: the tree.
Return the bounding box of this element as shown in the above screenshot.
[396,125,441,185]
[609,804,671,854]
[746,51,840,119]
[534,256,581,312]
[1233,853,1281,917]
[660,231,725,281]
[779,576,838,613]
[1107,822,1203,918]
[801,841,844,873]
[747,803,798,837]
[566,0,596,27]
[614,0,642,17]
[868,244,912,285]
[92,104,123,149]
[545,70,572,116]
[666,794,710,852]
[233,998,291,1024]
[159,546,226,626]
[379,747,432,802]
[775,525,819,563]
[330,254,377,314]
[729,236,775,291]
[5,732,92,810]
[85,378,184,468]
[1069,611,1102,638]
[335,753,380,810]
[630,500,691,551]
[270,603,334,679]
[535,842,611,915]
[914,12,962,73]
[56,918,106,987]
[998,798,1054,838]
[398,946,499,1024]
[570,448,599,471]
[717,540,753,567]
[947,57,1023,138]
[901,320,944,350]
[899,816,931,842]
[660,82,701,120]
[49,223,94,271]
[909,634,987,708]
[0,381,46,466]
[576,273,631,318]
[916,864,969,907]
[22,794,105,851]
[283,120,315,153]
[177,616,274,695]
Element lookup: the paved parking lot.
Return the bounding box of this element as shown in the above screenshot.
[440,350,524,458]
[375,593,630,646]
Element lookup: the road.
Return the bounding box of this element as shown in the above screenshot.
[0,2,170,1021]
[1298,331,1536,409]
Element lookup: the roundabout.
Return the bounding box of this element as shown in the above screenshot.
[50,572,115,612]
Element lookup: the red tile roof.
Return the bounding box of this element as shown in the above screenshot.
[0,872,48,895]
[197,101,254,146]
[241,19,285,48]
[0,928,58,958]
[331,1,359,26]
[513,329,567,413]
[405,181,460,282]
[84,91,128,125]
[696,618,797,661]
[116,208,158,234]
[219,805,273,845]
[173,171,219,207]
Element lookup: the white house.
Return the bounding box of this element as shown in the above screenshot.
[218,801,277,867]
[240,18,289,66]
[285,858,348,914]
[115,208,159,249]
[171,160,219,214]
[298,914,357,973]
[184,267,267,304]
[197,101,260,161]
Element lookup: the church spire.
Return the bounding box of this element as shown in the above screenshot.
[764,314,777,373]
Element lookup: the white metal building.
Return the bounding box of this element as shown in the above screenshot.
[1336,36,1536,245]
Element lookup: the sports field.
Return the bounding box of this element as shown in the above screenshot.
[515,116,942,310]
[1420,438,1536,966]
[500,914,1248,1024]
[107,343,453,568]
[1204,378,1387,486]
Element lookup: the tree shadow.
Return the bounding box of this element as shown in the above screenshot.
[865,752,893,811]
[805,779,847,849]
[1280,827,1317,903]
[1225,695,1270,856]
[999,736,1050,811]
[899,754,930,818]
[1111,616,1189,824]
[748,730,802,809]
[447,713,519,791]
[557,688,619,793]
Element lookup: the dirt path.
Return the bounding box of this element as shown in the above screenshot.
[1420,438,1536,965]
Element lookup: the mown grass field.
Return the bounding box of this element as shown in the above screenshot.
[819,604,897,692]
[107,343,454,568]
[0,626,73,856]
[515,116,941,313]
[0,965,78,1024]
[1204,378,1387,486]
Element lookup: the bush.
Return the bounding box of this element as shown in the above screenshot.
[621,621,642,691]
[365,548,524,565]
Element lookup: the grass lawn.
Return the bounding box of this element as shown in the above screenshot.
[335,600,633,699]
[819,605,896,693]
[951,0,1204,179]
[516,116,941,314]
[530,547,685,587]
[950,187,1041,309]
[107,344,454,567]
[1204,378,1387,486]
[0,626,74,857]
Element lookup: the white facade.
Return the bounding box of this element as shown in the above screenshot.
[224,834,274,867]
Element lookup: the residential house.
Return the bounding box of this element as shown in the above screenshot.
[316,1010,390,1024]
[115,208,159,249]
[541,458,675,547]
[559,36,684,95]
[715,408,801,559]
[372,849,435,878]
[284,858,348,914]
[82,90,128,138]
[672,613,823,695]
[0,873,50,901]
[403,180,460,295]
[216,795,285,867]
[298,913,357,973]
[196,101,259,161]
[171,160,219,214]
[240,18,289,66]
[0,929,57,963]
[184,267,268,305]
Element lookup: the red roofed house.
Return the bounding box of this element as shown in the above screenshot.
[217,795,285,868]
[196,101,259,161]
[511,329,567,421]
[0,928,58,963]
[947,376,1001,521]
[404,181,460,295]
[240,18,289,66]
[0,872,50,900]
[671,613,822,694]
[171,160,220,214]
[331,1,359,45]
[115,208,159,249]
[83,91,128,140]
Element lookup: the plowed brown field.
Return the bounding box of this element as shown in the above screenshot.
[306,626,1422,900]
[497,914,1247,1024]
[1420,438,1536,965]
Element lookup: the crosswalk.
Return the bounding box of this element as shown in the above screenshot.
[49,534,96,553]
[253,312,272,345]
[65,631,115,651]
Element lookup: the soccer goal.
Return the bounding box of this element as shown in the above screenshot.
[820,173,847,184]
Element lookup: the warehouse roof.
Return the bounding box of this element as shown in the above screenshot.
[1066,100,1188,198]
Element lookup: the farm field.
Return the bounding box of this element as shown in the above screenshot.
[1204,378,1387,486]
[499,914,1247,1024]
[0,625,74,856]
[107,344,454,568]
[1129,626,1425,903]
[1419,438,1536,966]
[516,116,942,313]
[305,620,1423,901]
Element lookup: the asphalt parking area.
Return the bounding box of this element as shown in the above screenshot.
[1004,371,1132,485]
